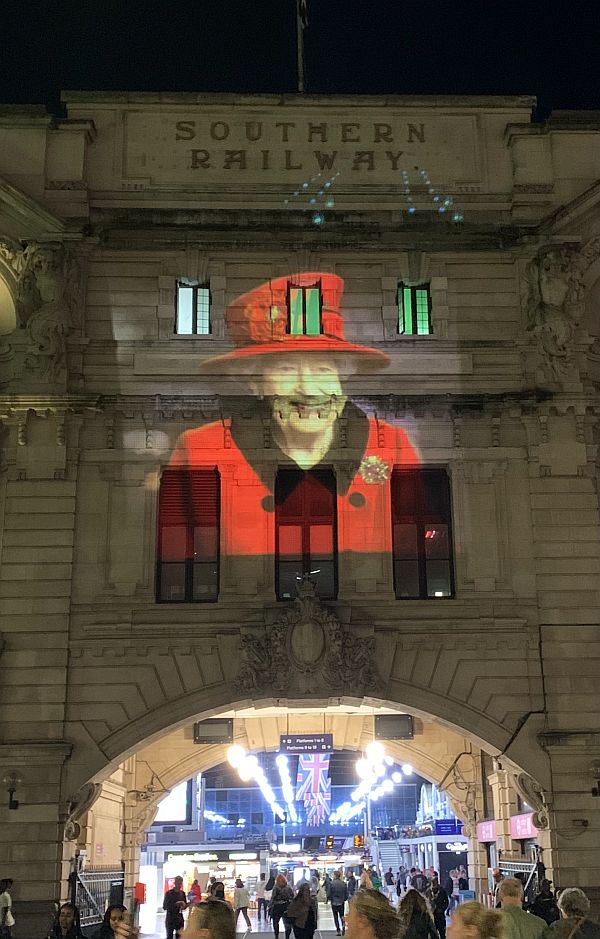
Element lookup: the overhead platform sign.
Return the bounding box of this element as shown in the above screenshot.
[280,733,333,753]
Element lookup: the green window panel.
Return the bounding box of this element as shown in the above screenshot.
[398,283,432,336]
[289,284,322,335]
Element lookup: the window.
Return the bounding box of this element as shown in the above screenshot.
[176,282,211,334]
[275,468,337,600]
[156,467,220,602]
[398,283,432,335]
[288,282,322,335]
[391,468,454,599]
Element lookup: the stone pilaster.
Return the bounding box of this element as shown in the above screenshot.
[488,769,520,859]
[0,741,72,938]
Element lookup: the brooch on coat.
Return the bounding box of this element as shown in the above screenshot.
[359,455,391,484]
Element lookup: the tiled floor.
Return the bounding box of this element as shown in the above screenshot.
[144,904,343,938]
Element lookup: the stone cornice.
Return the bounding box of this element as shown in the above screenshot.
[0,741,73,765]
[0,175,66,239]
[0,394,100,417]
[63,91,537,110]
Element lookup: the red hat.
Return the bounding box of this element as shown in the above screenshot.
[201,272,389,372]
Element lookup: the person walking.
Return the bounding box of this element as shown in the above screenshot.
[427,880,450,939]
[163,876,187,939]
[411,870,430,895]
[284,884,318,939]
[543,888,600,939]
[529,880,560,926]
[345,889,401,939]
[384,868,396,902]
[0,880,14,939]
[233,878,252,932]
[47,903,84,939]
[269,874,293,939]
[398,889,439,939]
[347,872,357,899]
[187,880,202,906]
[256,873,268,924]
[329,870,349,936]
[498,877,547,939]
[447,901,503,939]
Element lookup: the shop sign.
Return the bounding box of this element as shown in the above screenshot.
[510,813,538,839]
[476,819,497,843]
[445,842,466,852]
[435,819,459,835]
[229,852,258,860]
[279,733,333,753]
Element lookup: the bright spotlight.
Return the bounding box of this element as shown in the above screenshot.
[366,741,385,763]
[355,758,371,779]
[375,763,386,778]
[392,771,403,784]
[227,745,246,768]
[382,779,394,792]
[275,754,288,767]
[402,763,414,775]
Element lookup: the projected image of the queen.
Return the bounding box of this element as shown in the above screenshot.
[158,273,439,604]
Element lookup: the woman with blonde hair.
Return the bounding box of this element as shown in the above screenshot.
[447,900,504,939]
[359,871,374,891]
[345,889,401,939]
[180,898,236,939]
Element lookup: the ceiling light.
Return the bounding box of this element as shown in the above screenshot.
[366,741,385,763]
[227,745,246,768]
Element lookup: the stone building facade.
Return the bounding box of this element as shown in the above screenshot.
[0,93,599,934]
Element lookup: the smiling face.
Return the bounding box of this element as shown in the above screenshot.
[251,354,347,440]
[109,908,125,930]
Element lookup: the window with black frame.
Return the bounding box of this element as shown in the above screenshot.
[397,282,432,335]
[175,282,211,334]
[156,467,220,602]
[275,467,337,600]
[391,467,454,599]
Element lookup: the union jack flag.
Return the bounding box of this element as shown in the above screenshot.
[295,752,331,803]
[305,780,332,827]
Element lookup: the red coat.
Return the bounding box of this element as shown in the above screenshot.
[166,413,419,556]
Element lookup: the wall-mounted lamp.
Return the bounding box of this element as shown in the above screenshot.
[2,771,22,810]
[590,760,600,797]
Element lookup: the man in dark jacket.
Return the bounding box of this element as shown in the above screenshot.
[163,876,187,939]
[329,871,349,936]
[427,881,450,939]
[530,880,560,926]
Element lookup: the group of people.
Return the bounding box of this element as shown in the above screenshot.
[1,867,599,939]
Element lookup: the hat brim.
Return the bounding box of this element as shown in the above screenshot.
[199,338,390,374]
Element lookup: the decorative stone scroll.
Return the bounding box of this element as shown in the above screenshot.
[0,240,81,383]
[523,237,600,381]
[235,576,378,696]
[512,771,549,830]
[64,781,103,841]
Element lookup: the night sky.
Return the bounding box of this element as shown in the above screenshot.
[1,0,599,117]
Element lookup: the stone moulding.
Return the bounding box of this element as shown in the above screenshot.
[235,576,379,697]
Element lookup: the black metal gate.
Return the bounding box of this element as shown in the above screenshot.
[72,864,125,930]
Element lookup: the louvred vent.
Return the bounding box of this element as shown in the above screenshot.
[158,468,219,529]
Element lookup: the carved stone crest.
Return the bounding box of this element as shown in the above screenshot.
[523,238,600,381]
[235,576,378,696]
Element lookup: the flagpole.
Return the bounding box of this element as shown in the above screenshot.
[296,0,306,93]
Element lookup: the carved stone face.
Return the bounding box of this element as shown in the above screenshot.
[539,250,570,309]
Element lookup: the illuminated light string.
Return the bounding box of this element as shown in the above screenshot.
[276,753,299,823]
[283,171,341,226]
[401,167,464,222]
[227,745,287,822]
[331,743,415,825]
